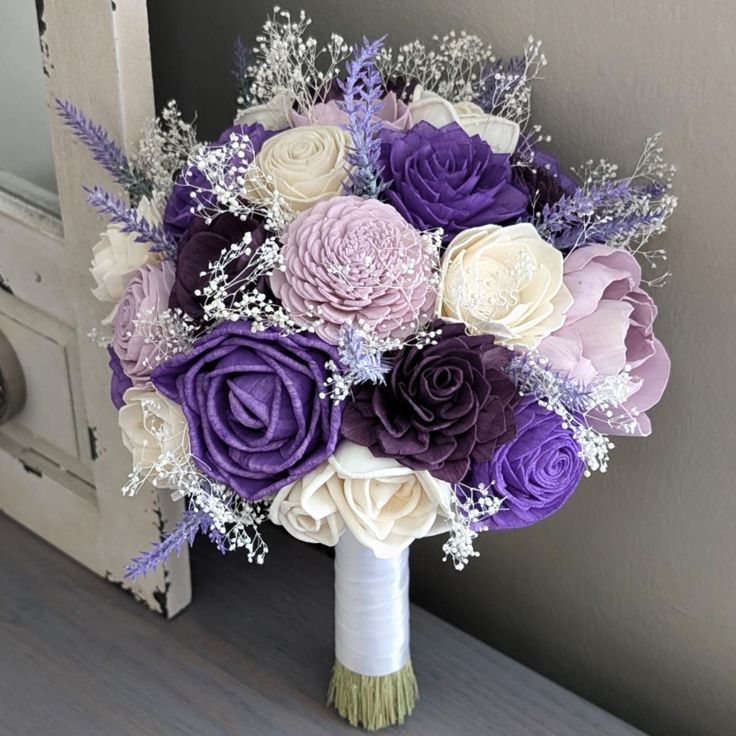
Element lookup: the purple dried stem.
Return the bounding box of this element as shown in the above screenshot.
[125,509,210,580]
[338,36,388,198]
[55,99,151,200]
[85,186,176,257]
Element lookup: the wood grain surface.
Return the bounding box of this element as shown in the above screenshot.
[0,512,645,735]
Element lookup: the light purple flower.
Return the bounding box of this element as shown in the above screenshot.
[289,92,412,131]
[270,195,438,344]
[538,244,670,436]
[111,261,175,387]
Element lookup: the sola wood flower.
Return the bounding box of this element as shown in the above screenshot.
[270,195,438,344]
[342,320,517,483]
[247,125,352,214]
[151,320,343,500]
[538,243,671,436]
[90,196,162,303]
[408,85,520,153]
[378,121,528,239]
[111,261,175,387]
[119,386,190,487]
[439,222,572,349]
[465,396,585,530]
[270,441,453,558]
[290,92,412,131]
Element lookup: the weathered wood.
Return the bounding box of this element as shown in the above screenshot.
[0,0,190,617]
[0,512,645,736]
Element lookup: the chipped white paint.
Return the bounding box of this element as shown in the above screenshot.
[0,0,191,618]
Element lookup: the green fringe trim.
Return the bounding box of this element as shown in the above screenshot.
[327,659,418,731]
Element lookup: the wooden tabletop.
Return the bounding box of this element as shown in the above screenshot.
[0,512,645,735]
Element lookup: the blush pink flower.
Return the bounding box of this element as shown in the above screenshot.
[289,92,412,131]
[112,261,175,387]
[270,196,438,344]
[538,244,670,436]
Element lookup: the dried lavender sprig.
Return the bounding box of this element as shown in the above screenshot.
[124,509,210,580]
[338,36,388,198]
[85,186,176,257]
[55,99,152,201]
[338,324,390,384]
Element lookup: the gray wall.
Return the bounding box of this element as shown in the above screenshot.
[148,2,736,734]
[0,0,56,192]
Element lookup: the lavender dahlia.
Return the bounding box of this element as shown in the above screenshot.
[271,195,438,344]
[465,396,585,530]
[378,121,528,240]
[342,320,517,483]
[152,320,343,500]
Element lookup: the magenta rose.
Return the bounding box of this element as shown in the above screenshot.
[111,261,175,387]
[538,244,670,436]
[270,195,438,344]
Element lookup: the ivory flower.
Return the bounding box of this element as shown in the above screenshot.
[271,442,453,558]
[90,197,161,302]
[118,386,190,487]
[247,125,351,214]
[234,92,292,131]
[439,223,572,349]
[269,464,345,547]
[408,86,520,153]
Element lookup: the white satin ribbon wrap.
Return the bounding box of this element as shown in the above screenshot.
[334,531,410,677]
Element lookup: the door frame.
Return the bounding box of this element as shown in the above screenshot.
[0,0,191,618]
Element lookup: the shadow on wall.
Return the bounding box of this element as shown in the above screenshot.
[147,3,736,736]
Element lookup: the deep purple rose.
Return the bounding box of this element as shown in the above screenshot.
[466,396,585,530]
[163,122,276,241]
[341,321,517,483]
[169,213,268,321]
[108,346,132,409]
[152,320,343,500]
[378,121,528,240]
[512,146,577,214]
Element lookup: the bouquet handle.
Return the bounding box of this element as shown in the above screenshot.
[328,532,418,730]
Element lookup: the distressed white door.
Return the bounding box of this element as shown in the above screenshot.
[0,0,191,618]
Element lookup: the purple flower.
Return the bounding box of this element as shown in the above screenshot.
[108,346,132,409]
[512,147,577,214]
[169,213,268,321]
[378,122,528,240]
[163,122,276,241]
[466,396,585,529]
[152,320,343,501]
[271,196,437,344]
[112,261,175,387]
[341,320,517,483]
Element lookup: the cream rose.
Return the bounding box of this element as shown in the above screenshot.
[90,196,161,303]
[271,442,453,558]
[269,464,345,546]
[234,92,292,131]
[408,86,520,154]
[439,223,573,349]
[119,387,190,487]
[247,125,351,214]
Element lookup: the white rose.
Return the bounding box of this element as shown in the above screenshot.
[272,442,452,558]
[90,196,161,303]
[269,464,345,547]
[119,387,190,487]
[234,92,292,131]
[439,223,573,350]
[408,86,520,154]
[247,125,351,214]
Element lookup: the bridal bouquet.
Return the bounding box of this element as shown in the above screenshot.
[60,8,675,730]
